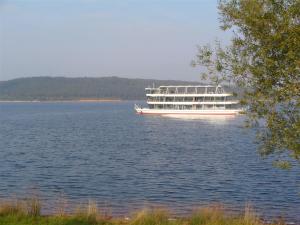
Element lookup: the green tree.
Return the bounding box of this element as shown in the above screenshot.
[192,0,300,167]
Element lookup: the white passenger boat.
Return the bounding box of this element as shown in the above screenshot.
[134,85,242,116]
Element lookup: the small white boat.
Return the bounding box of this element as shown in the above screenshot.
[134,85,242,116]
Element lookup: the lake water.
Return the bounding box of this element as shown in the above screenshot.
[0,102,299,221]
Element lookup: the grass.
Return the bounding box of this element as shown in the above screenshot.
[0,198,287,225]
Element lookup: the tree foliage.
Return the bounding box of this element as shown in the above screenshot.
[192,0,300,166]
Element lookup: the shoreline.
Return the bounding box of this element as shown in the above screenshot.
[0,99,123,103]
[0,195,298,224]
[0,198,292,225]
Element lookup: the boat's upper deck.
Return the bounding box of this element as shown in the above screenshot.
[145,85,231,96]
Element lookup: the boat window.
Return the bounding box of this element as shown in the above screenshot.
[203,105,214,110]
[184,97,193,102]
[184,105,192,110]
[195,97,204,102]
[207,87,215,94]
[175,97,184,102]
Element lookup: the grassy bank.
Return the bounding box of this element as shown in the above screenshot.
[0,198,286,225]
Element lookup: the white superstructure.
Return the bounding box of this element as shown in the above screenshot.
[135,85,242,115]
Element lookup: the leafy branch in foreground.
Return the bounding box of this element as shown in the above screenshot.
[192,0,300,167]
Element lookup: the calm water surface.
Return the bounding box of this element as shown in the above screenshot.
[0,102,299,221]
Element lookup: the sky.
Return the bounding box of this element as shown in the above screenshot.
[0,0,231,81]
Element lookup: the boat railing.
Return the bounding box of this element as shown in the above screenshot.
[146,97,235,102]
[146,86,225,95]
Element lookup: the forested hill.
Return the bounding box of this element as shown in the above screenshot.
[0,76,201,101]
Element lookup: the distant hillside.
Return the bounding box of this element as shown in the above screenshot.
[0,76,202,101]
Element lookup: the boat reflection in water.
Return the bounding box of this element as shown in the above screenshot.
[161,114,237,120]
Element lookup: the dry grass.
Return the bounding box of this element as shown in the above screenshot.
[0,198,289,225]
[130,208,171,225]
[74,200,104,222]
[0,196,41,217]
[0,199,26,216]
[55,195,68,216]
[25,195,41,216]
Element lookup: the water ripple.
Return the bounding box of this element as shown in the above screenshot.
[0,102,299,222]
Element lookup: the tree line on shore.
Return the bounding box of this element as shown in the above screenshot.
[0,76,203,101]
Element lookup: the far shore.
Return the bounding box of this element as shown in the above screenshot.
[0,98,123,103]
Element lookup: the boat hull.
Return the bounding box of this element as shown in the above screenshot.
[135,107,241,115]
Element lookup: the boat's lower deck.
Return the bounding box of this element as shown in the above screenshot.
[135,107,242,115]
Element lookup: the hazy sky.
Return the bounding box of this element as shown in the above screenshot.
[0,0,231,81]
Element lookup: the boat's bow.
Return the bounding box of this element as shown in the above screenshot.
[134,104,142,114]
